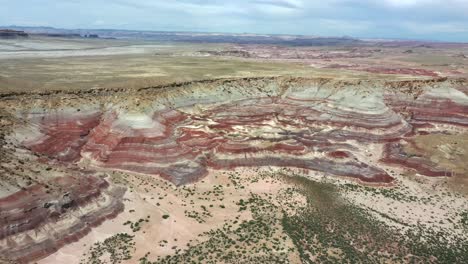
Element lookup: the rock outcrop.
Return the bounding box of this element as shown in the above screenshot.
[1,76,467,262]
[10,77,468,185]
[0,174,125,263]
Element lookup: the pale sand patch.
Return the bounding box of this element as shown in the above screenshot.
[343,170,468,238]
[39,167,301,263]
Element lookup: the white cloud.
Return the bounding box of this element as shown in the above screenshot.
[383,0,432,7]
[381,0,468,9]
[404,21,468,33]
[318,19,372,33]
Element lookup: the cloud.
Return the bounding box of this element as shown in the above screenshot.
[253,0,302,9]
[381,0,468,9]
[0,0,467,41]
[383,0,431,7]
[404,21,468,34]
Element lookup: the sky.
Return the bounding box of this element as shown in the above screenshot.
[1,0,468,42]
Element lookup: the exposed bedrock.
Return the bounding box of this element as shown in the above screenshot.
[19,98,400,185]
[385,90,468,127]
[1,76,467,262]
[0,174,125,263]
[9,77,468,186]
[21,110,102,162]
[380,141,449,177]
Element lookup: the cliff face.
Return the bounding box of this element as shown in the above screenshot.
[0,76,467,262]
[0,175,125,263]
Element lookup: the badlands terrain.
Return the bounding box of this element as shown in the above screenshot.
[0,34,468,263]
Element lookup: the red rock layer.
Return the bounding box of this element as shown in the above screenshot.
[23,111,101,162]
[381,91,468,175]
[21,87,468,186]
[7,83,466,262]
[380,142,449,177]
[22,98,400,185]
[385,94,468,127]
[0,174,125,263]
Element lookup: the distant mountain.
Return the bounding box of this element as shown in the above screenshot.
[2,25,364,46]
[4,26,465,47]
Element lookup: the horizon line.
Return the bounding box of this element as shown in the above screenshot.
[2,24,467,44]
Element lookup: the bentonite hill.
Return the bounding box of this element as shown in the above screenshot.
[0,30,468,264]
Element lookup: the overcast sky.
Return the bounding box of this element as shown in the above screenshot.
[1,0,468,41]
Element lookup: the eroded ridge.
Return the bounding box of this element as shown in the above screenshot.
[0,174,125,263]
[16,78,468,185]
[1,77,467,263]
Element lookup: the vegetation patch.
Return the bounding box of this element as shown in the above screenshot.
[123,216,150,232]
[282,175,468,263]
[132,171,468,263]
[80,233,135,264]
[460,211,468,228]
[142,193,293,263]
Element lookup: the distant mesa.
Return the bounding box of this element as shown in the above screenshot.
[0,27,101,39]
[198,50,251,58]
[35,32,100,39]
[84,34,99,38]
[38,33,82,38]
[0,29,28,39]
[0,26,363,45]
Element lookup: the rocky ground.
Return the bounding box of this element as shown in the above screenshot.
[0,37,467,263]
